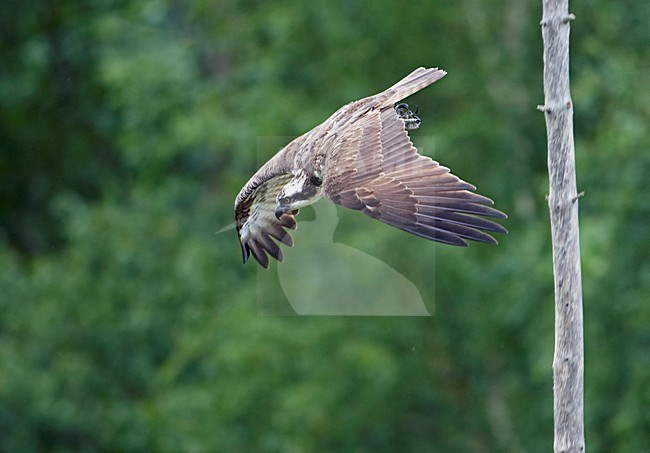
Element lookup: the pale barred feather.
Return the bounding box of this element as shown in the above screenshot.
[236,173,297,268]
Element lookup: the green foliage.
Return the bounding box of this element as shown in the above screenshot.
[1,0,649,450]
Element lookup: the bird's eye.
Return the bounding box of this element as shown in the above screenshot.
[282,197,291,204]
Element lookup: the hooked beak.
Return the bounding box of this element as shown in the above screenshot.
[274,206,286,220]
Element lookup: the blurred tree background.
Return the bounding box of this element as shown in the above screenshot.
[1,0,648,451]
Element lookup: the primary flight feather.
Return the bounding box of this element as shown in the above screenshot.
[234,67,507,268]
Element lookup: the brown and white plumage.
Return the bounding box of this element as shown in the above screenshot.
[234,67,507,268]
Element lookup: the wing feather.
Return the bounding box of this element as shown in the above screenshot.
[248,239,270,269]
[323,89,506,246]
[235,171,297,268]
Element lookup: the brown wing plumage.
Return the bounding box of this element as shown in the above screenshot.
[323,69,507,246]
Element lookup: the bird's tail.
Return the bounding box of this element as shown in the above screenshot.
[383,67,447,106]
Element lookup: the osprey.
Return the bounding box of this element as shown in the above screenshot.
[234,67,506,268]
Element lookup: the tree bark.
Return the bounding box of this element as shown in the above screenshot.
[538,1,585,452]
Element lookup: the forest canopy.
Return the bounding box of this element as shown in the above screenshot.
[1,1,649,450]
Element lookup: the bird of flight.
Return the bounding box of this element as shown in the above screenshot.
[234,67,507,268]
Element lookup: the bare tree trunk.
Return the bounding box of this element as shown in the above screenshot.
[538,0,585,452]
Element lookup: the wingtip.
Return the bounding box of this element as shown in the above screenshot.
[483,236,499,245]
[241,243,250,263]
[493,224,508,235]
[492,210,508,220]
[477,227,507,245]
[461,234,498,246]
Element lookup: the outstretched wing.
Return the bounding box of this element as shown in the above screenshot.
[323,69,507,246]
[235,171,298,268]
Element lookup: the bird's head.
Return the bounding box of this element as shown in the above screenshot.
[275,170,323,219]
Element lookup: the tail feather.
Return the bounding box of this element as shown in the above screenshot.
[383,67,447,106]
